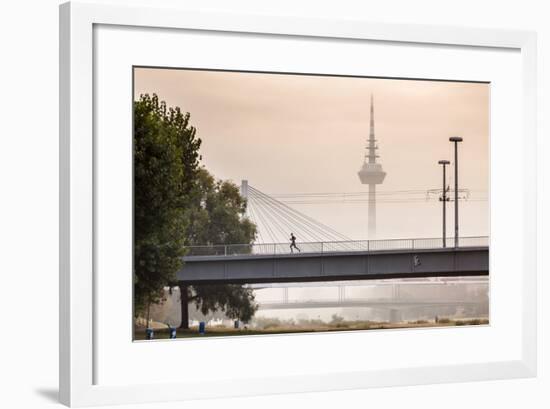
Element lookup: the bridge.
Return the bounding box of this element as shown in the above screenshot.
[177,184,489,285]
[257,298,483,310]
[247,277,489,289]
[253,278,487,306]
[178,236,488,284]
[252,279,487,325]
[256,297,486,323]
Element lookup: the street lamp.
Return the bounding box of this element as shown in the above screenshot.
[438,160,450,247]
[449,136,463,247]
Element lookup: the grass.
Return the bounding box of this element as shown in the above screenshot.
[134,318,489,340]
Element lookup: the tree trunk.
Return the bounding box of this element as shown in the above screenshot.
[179,283,189,329]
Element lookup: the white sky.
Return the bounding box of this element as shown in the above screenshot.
[134,68,489,241]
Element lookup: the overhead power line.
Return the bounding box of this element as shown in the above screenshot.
[269,189,487,198]
[259,188,487,206]
[277,198,487,205]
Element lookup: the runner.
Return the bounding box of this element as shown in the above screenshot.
[290,233,301,253]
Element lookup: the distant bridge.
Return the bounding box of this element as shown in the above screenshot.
[257,299,483,310]
[247,277,489,289]
[254,278,487,309]
[178,237,488,284]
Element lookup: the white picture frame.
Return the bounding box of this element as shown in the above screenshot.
[59,1,537,406]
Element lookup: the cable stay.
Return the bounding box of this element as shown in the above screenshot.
[257,196,329,243]
[250,190,334,241]
[243,184,485,245]
[249,189,328,243]
[249,186,350,242]
[250,186,351,242]
[245,185,352,245]
[246,200,266,243]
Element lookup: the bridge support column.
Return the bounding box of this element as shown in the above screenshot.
[389,309,402,324]
[391,283,401,300]
[338,286,346,303]
[179,282,190,329]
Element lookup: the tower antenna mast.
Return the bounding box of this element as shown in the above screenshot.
[357,95,386,238]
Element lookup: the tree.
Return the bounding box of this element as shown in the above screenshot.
[185,169,256,246]
[189,283,257,322]
[133,94,258,329]
[179,169,258,328]
[133,94,202,321]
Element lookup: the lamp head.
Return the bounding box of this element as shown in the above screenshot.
[438,160,450,165]
[449,136,463,142]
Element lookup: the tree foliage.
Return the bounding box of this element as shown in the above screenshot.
[183,169,258,323]
[133,94,201,317]
[185,169,256,246]
[133,94,258,324]
[191,284,257,322]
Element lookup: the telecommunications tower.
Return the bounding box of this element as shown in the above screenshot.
[357,95,386,238]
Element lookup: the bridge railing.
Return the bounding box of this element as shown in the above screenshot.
[184,236,488,257]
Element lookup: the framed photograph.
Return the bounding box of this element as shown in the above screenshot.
[60,1,537,406]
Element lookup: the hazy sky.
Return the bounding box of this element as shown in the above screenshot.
[134,68,489,241]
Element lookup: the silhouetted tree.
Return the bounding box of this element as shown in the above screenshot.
[133,94,201,320]
[179,169,257,328]
[133,94,257,328]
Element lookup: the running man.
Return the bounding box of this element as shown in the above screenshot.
[290,233,301,253]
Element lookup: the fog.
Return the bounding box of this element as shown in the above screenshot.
[136,68,490,330]
[150,278,489,328]
[134,68,489,241]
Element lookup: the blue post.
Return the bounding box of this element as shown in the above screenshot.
[169,326,176,339]
[199,321,206,335]
[146,328,154,340]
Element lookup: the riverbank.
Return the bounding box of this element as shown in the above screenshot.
[134,318,489,340]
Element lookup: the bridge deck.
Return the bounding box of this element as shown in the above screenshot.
[178,246,489,284]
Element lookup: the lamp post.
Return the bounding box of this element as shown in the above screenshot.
[438,160,450,247]
[449,136,463,247]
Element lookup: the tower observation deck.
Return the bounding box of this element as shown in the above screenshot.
[357,95,386,238]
